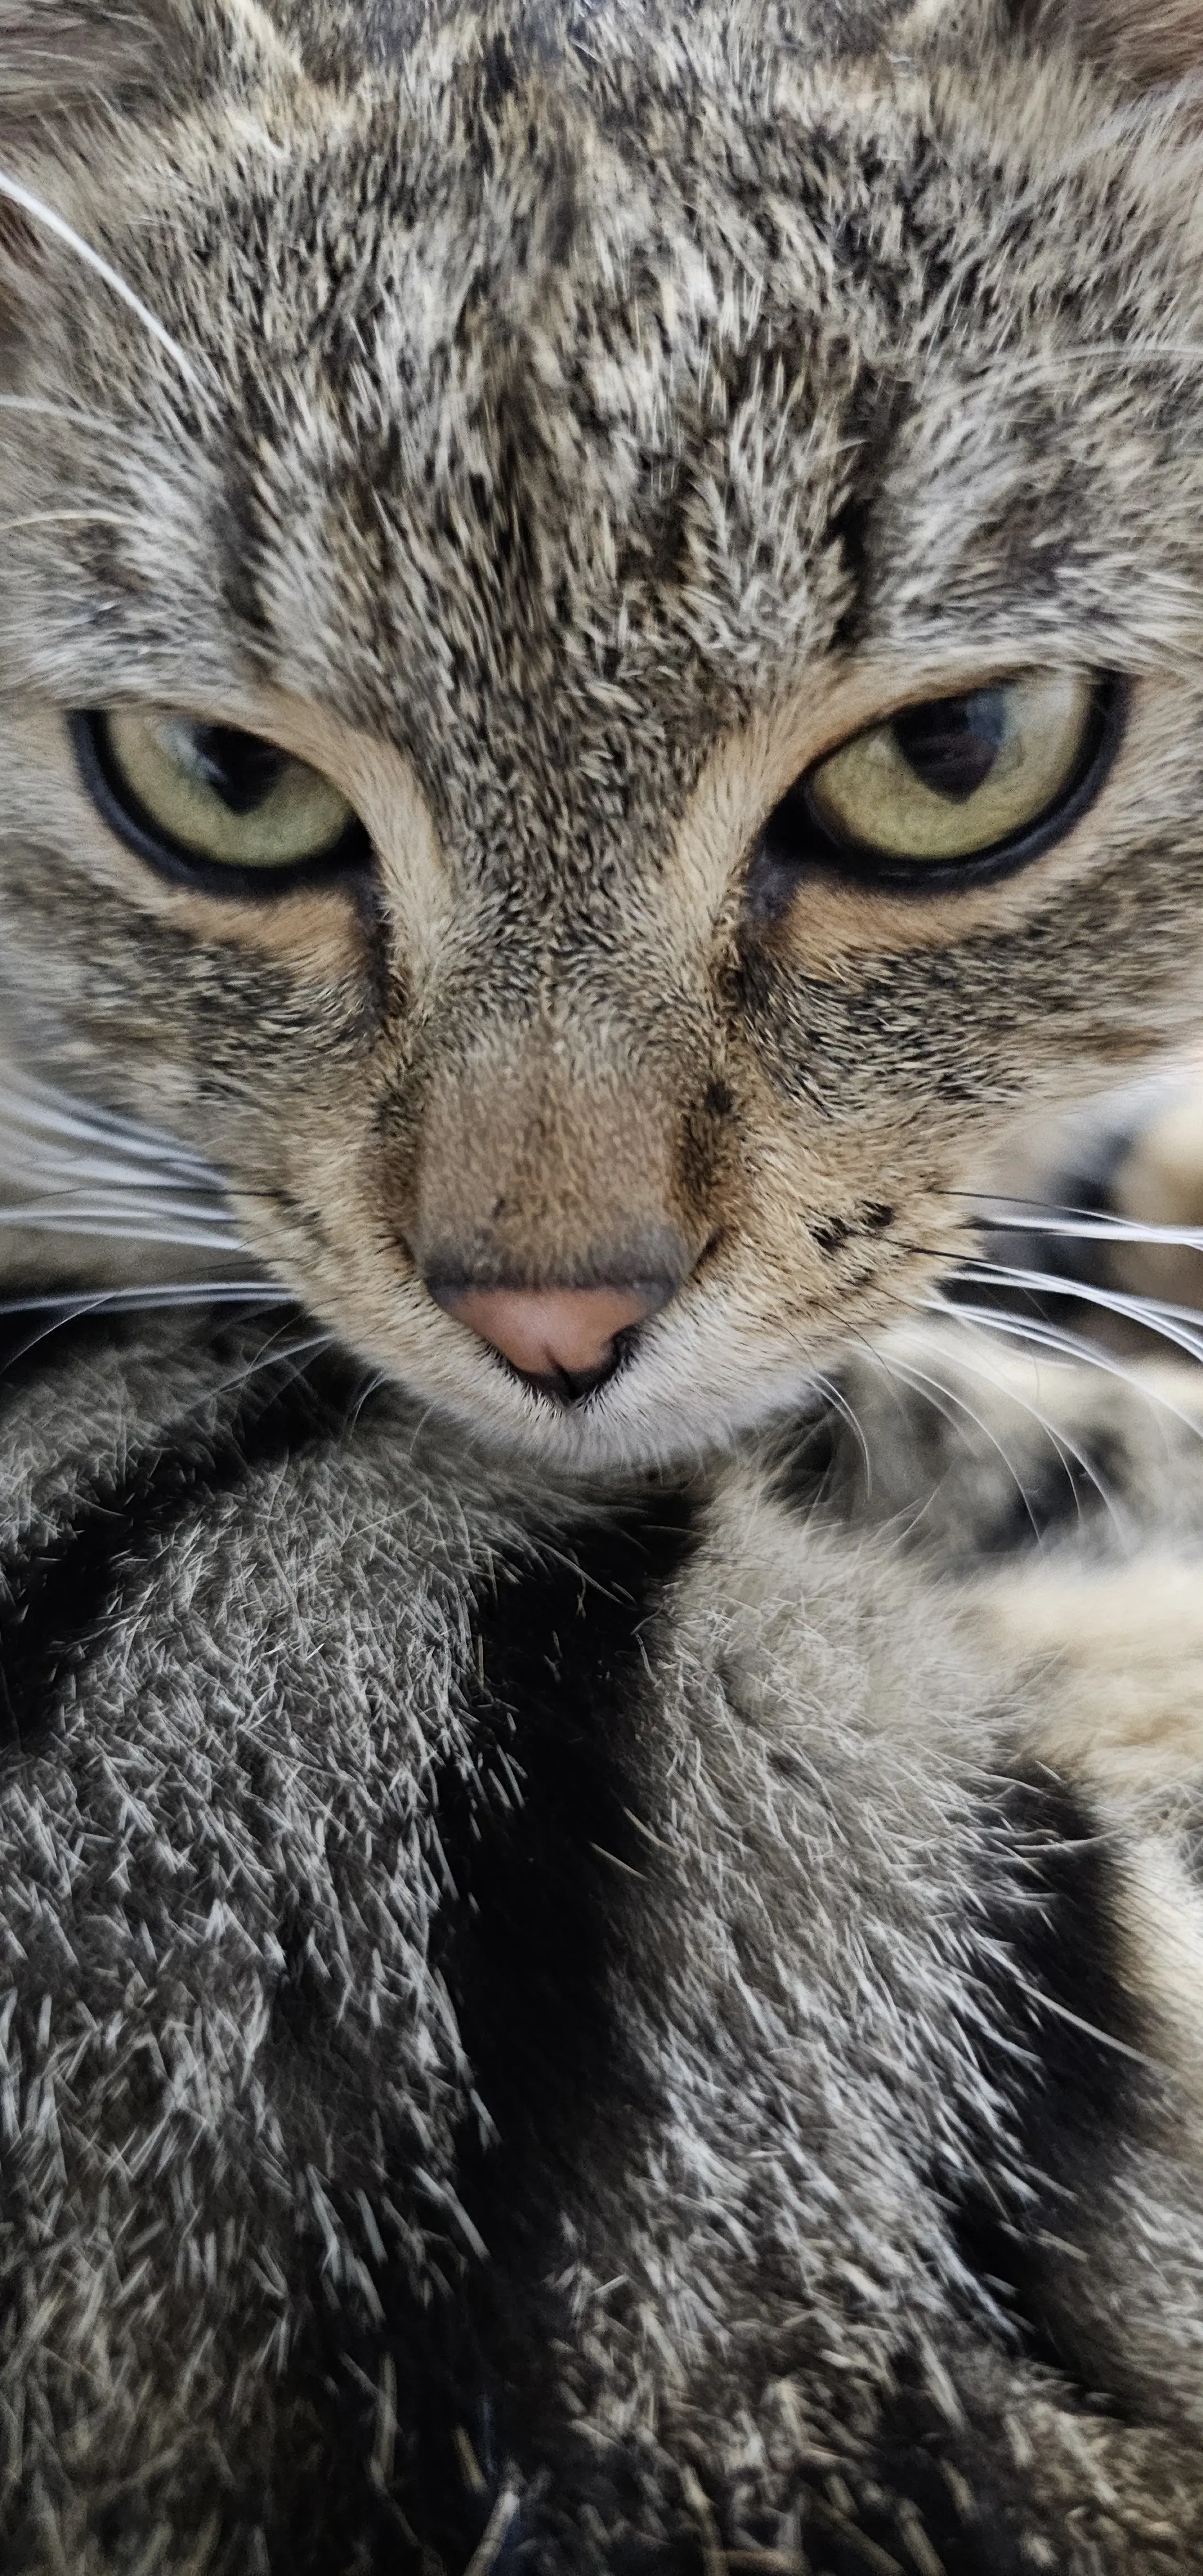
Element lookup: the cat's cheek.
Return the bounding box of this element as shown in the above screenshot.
[710,1067,968,1324]
[48,831,377,985]
[726,677,1203,1126]
[730,788,1139,987]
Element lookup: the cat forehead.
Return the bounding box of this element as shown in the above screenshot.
[260,0,961,81]
[11,0,1203,797]
[178,53,1203,698]
[234,0,1203,94]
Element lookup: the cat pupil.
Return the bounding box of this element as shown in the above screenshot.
[184,724,289,816]
[892,687,1007,802]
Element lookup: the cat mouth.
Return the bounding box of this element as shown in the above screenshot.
[501,1324,645,1409]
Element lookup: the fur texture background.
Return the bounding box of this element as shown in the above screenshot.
[1,1309,1203,2572]
[3,0,1203,2567]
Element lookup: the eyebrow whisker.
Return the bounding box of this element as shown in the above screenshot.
[0,167,210,400]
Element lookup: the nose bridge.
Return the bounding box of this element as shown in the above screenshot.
[408,1025,695,1289]
[425,755,708,1014]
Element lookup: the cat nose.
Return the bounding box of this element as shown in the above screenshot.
[429,1279,672,1399]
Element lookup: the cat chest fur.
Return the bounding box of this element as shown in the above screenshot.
[0,1318,1191,2573]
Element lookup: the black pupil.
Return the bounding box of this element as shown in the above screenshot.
[891,687,1007,802]
[187,724,290,815]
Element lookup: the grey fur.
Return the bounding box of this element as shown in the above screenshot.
[4,0,1203,1466]
[3,1307,1203,2572]
[1,0,1203,2566]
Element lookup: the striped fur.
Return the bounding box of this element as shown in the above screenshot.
[0,1309,1198,2568]
[1,0,1203,2566]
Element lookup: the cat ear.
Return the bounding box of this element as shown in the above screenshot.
[1014,0,1203,89]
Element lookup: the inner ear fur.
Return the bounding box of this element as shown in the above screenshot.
[1016,0,1203,88]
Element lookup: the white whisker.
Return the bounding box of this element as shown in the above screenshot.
[0,395,130,437]
[182,1327,341,1417]
[0,1180,239,1219]
[0,1283,299,1382]
[0,1180,240,1216]
[0,508,143,538]
[880,1341,1054,1524]
[954,1257,1203,1367]
[923,1294,1203,1446]
[0,1219,247,1252]
[807,1366,876,1492]
[885,1328,1124,1541]
[0,169,207,397]
[963,1198,1203,1249]
[1,1072,223,1175]
[343,1367,393,1435]
[0,1180,240,1222]
[0,1073,243,1266]
[0,1280,289,1317]
[863,1336,1045,1537]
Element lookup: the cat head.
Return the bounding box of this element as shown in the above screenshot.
[0,0,1201,1468]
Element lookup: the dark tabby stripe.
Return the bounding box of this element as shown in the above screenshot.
[954,1766,1141,2338]
[811,1774,1146,2575]
[278,1493,698,2576]
[272,1542,1146,2573]
[856,2380,1036,2576]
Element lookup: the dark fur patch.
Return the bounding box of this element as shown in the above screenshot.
[805,1772,1148,2571]
[849,2375,1039,2575]
[954,1768,1142,2364]
[826,374,916,654]
[768,1395,848,1515]
[273,1492,698,2575]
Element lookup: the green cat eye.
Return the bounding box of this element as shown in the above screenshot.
[752,670,1122,900]
[69,710,370,893]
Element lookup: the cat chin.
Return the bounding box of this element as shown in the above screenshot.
[379,1339,833,1475]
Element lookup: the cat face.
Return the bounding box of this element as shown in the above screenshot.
[0,0,1200,1467]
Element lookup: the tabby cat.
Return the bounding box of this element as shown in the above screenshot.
[6,0,1203,2568]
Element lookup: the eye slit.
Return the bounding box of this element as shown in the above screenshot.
[891,688,1007,802]
[748,670,1124,904]
[69,710,370,895]
[178,723,293,817]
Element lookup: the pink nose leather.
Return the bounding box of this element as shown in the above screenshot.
[440,1284,655,1378]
